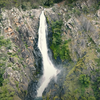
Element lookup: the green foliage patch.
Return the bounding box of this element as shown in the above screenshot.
[0,0,79,10]
[0,36,11,48]
[79,74,90,87]
[50,20,71,61]
[92,75,100,100]
[0,74,3,86]
[0,85,15,100]
[73,8,81,16]
[0,62,5,87]
[92,57,100,100]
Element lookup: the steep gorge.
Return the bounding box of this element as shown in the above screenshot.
[0,8,43,100]
[43,0,100,100]
[0,0,100,100]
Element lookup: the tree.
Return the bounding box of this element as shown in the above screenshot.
[79,74,90,87]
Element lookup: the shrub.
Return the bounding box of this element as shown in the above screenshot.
[88,97,96,100]
[25,43,28,49]
[0,85,15,100]
[44,0,54,6]
[92,75,100,100]
[96,48,100,52]
[88,37,95,44]
[50,20,71,61]
[0,74,3,86]
[16,27,19,31]
[82,6,89,14]
[81,96,87,100]
[66,0,78,4]
[23,65,26,68]
[65,14,71,21]
[75,9,81,16]
[79,74,90,87]
[7,44,12,49]
[0,36,7,47]
[31,4,38,9]
[30,15,35,19]
[73,8,81,16]
[0,36,11,48]
[21,2,30,11]
[95,58,100,66]
[0,14,2,22]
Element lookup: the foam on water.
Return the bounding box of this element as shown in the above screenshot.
[37,11,59,97]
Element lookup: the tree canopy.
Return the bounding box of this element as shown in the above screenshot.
[0,0,80,10]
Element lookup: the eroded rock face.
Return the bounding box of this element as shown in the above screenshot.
[97,9,100,17]
[0,8,42,100]
[43,1,100,100]
[1,0,100,99]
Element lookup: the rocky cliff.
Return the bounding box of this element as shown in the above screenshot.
[0,8,42,100]
[43,0,100,100]
[0,0,100,100]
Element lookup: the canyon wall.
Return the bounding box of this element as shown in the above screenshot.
[43,0,100,100]
[0,8,42,100]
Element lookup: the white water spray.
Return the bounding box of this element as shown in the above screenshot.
[37,11,59,97]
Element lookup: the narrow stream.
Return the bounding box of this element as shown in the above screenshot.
[36,11,59,97]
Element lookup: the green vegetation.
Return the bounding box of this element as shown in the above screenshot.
[30,15,35,19]
[88,37,95,44]
[96,48,100,52]
[73,8,81,16]
[0,85,15,100]
[95,59,100,66]
[92,57,100,100]
[0,74,3,86]
[82,6,89,14]
[0,14,2,22]
[88,97,96,100]
[66,0,78,4]
[50,20,71,61]
[0,36,11,48]
[0,0,80,10]
[16,27,19,31]
[0,35,28,100]
[82,1,100,14]
[92,75,100,100]
[65,14,71,21]
[23,64,27,68]
[0,36,11,87]
[89,1,100,13]
[21,2,31,11]
[0,0,20,9]
[59,54,97,100]
[79,74,90,87]
[25,43,28,49]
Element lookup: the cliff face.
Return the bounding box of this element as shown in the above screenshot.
[1,0,100,100]
[0,8,42,100]
[43,0,100,100]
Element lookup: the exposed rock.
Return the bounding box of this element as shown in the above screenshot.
[4,67,13,78]
[43,1,100,100]
[0,7,43,100]
[97,9,100,17]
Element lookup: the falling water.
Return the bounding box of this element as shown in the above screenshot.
[37,11,59,97]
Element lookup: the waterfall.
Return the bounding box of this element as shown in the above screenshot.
[37,11,59,97]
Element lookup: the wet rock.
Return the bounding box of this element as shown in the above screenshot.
[25,81,38,100]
